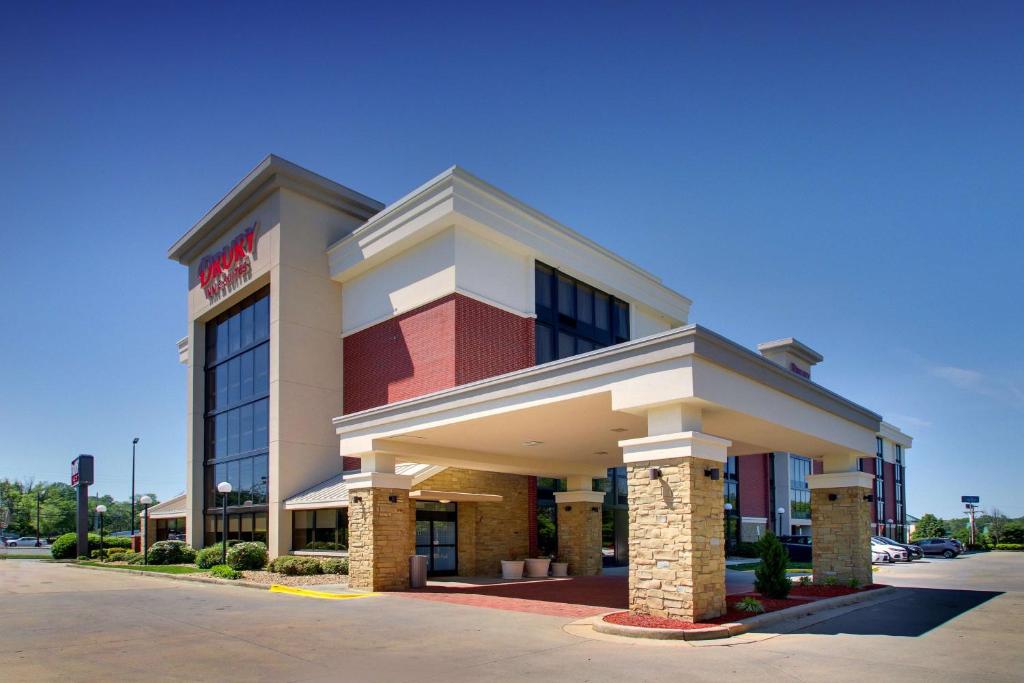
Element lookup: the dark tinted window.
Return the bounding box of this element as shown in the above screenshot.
[535,262,629,364]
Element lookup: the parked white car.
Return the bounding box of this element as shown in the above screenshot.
[5,536,47,547]
[871,539,907,562]
[872,548,893,564]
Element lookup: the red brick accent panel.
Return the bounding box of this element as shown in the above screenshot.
[343,293,535,413]
[812,460,824,475]
[527,476,538,557]
[883,462,897,524]
[738,453,770,518]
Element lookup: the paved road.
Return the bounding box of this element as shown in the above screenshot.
[1,553,1021,682]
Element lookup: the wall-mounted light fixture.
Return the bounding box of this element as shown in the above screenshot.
[648,467,662,480]
[591,506,599,512]
[828,493,838,501]
[388,495,398,503]
[864,494,874,502]
[704,468,720,481]
[564,505,572,512]
[353,496,363,503]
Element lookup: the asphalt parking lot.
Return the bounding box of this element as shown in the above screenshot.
[1,552,1021,682]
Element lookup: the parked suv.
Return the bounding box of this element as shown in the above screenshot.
[916,538,961,558]
[873,535,922,560]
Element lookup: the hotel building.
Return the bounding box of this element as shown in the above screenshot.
[166,156,912,621]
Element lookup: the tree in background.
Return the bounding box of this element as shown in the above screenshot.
[0,478,157,537]
[910,513,946,541]
[987,508,1008,546]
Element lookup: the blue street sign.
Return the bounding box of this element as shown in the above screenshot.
[961,495,980,504]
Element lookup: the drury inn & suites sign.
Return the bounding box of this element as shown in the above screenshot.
[199,222,258,299]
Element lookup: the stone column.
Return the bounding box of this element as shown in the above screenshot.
[808,470,874,586]
[554,476,604,576]
[345,456,414,591]
[620,425,731,622]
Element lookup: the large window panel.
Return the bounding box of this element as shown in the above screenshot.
[535,262,629,364]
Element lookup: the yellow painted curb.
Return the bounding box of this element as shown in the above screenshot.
[268,584,376,600]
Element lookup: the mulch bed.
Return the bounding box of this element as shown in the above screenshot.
[602,585,889,630]
[789,583,885,598]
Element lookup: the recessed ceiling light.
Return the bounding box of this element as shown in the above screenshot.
[610,427,628,433]
[522,440,544,447]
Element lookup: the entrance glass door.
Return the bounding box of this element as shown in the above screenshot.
[415,502,457,576]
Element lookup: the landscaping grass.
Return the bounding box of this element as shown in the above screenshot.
[76,561,205,574]
[729,561,813,572]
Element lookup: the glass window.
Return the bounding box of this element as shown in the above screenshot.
[535,262,630,364]
[790,456,812,520]
[204,287,271,529]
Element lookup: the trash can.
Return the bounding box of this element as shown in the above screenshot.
[409,554,428,588]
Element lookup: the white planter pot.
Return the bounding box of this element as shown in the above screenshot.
[550,562,569,577]
[501,560,525,580]
[524,557,551,578]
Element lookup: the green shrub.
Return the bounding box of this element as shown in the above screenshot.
[226,542,267,570]
[995,543,1024,551]
[106,547,127,558]
[147,541,197,565]
[798,575,811,586]
[52,532,135,559]
[735,596,765,614]
[822,576,839,586]
[733,542,761,558]
[123,551,145,565]
[209,564,243,580]
[268,556,321,576]
[195,546,226,569]
[754,532,790,599]
[847,577,861,589]
[77,555,89,560]
[90,549,108,560]
[319,558,349,575]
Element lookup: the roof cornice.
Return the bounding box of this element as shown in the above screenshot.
[167,155,384,264]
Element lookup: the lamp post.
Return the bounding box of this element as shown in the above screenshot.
[131,437,140,538]
[140,495,152,565]
[776,506,786,535]
[96,505,107,557]
[217,481,232,564]
[886,518,894,539]
[35,491,42,547]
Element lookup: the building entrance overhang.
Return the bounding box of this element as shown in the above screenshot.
[333,325,882,476]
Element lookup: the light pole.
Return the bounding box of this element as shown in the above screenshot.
[776,506,786,535]
[140,495,152,565]
[35,491,42,547]
[217,481,233,564]
[886,518,894,539]
[96,505,107,558]
[131,437,140,538]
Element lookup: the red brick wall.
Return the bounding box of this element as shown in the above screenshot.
[738,453,770,518]
[883,462,898,527]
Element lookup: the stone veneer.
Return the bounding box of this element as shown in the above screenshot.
[627,457,726,621]
[556,501,603,576]
[348,487,413,591]
[413,468,530,576]
[810,486,873,586]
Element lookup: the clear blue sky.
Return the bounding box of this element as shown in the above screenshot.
[1,2,1020,519]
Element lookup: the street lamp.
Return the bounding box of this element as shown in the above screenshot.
[776,506,786,535]
[886,518,894,538]
[217,481,232,564]
[131,437,140,538]
[140,495,152,565]
[95,505,107,558]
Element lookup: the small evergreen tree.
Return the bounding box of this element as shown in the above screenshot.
[754,531,791,598]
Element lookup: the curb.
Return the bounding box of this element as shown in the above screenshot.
[68,563,270,590]
[589,586,898,641]
[268,584,374,600]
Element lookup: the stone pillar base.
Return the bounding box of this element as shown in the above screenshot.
[626,456,726,622]
[554,491,604,576]
[347,486,413,591]
[809,483,872,586]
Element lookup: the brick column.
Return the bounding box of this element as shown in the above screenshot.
[620,430,731,622]
[345,469,414,591]
[808,471,873,586]
[553,488,604,576]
